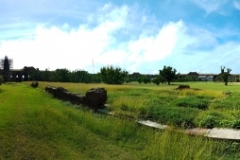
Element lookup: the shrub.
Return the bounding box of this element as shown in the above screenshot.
[147,105,198,128]
[199,115,216,128]
[219,120,233,128]
[232,120,240,129]
[173,96,209,110]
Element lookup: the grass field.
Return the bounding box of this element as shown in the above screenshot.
[0,82,240,159]
[25,81,240,129]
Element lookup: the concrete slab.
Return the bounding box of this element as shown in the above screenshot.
[137,120,167,130]
[97,107,240,141]
[205,128,240,140]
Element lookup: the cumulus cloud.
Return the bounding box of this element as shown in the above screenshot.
[0,4,178,72]
[0,4,129,71]
[0,3,239,74]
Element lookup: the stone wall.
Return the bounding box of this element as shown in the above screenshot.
[45,86,107,110]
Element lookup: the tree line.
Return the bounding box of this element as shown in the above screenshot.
[0,56,235,85]
[29,69,101,83]
[98,65,234,86]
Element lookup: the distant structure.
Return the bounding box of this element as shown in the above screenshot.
[11,66,36,81]
[0,56,36,82]
[178,72,240,82]
[0,56,12,82]
[128,71,240,82]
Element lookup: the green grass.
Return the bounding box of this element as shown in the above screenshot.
[25,81,240,129]
[0,82,239,159]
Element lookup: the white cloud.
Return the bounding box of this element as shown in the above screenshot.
[0,3,239,74]
[0,4,129,71]
[127,21,184,63]
[0,4,177,73]
[234,1,240,11]
[192,0,227,14]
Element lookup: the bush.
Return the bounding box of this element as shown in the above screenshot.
[173,96,209,110]
[232,120,240,129]
[142,76,151,84]
[147,105,198,128]
[219,120,233,128]
[199,115,216,128]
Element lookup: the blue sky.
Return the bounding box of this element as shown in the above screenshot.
[0,0,240,74]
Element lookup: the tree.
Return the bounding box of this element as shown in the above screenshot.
[137,77,142,84]
[220,66,231,86]
[50,69,70,82]
[0,75,3,85]
[152,75,165,85]
[142,76,151,84]
[70,70,91,83]
[159,66,177,85]
[99,66,128,84]
[29,69,42,81]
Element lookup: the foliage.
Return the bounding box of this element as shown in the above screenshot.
[176,75,201,82]
[148,105,198,128]
[137,77,142,84]
[142,76,151,84]
[70,70,91,83]
[211,92,240,110]
[99,66,128,84]
[30,68,94,83]
[0,75,3,84]
[51,68,70,82]
[126,72,142,83]
[159,66,177,85]
[152,75,165,85]
[23,81,240,129]
[232,120,240,129]
[199,115,217,128]
[173,96,209,110]
[29,68,41,81]
[3,83,240,159]
[220,66,231,86]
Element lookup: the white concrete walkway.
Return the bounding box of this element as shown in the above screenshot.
[97,109,240,140]
[137,120,240,140]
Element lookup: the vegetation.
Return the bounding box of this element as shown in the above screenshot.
[99,66,128,84]
[152,75,165,85]
[220,66,232,85]
[0,75,3,84]
[26,81,240,129]
[30,68,99,83]
[1,82,240,159]
[159,66,177,85]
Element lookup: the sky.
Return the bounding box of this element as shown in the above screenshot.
[0,0,240,74]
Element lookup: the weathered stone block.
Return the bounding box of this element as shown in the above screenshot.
[176,85,190,90]
[86,88,107,110]
[31,81,39,88]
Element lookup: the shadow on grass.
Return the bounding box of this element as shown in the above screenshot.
[0,88,4,93]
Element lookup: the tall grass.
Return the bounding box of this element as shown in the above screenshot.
[23,81,240,128]
[1,83,240,159]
